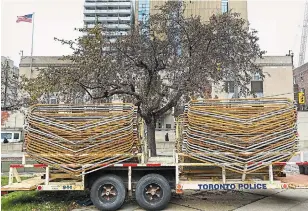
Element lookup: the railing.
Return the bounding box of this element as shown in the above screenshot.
[87,24,131,29]
[84,2,131,7]
[84,16,131,22]
[84,9,131,14]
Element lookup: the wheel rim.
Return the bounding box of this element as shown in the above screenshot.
[98,184,118,203]
[143,183,163,203]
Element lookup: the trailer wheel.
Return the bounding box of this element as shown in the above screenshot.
[90,175,126,211]
[135,173,171,211]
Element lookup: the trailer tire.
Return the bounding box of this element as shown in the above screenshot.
[135,173,171,211]
[90,174,126,211]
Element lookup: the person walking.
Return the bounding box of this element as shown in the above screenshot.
[165,133,169,142]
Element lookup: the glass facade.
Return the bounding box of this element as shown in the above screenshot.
[137,0,150,24]
[221,0,229,13]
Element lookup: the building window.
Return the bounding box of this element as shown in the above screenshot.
[49,97,57,104]
[252,72,262,81]
[224,81,235,93]
[166,124,172,129]
[14,133,19,139]
[251,81,263,93]
[251,72,263,96]
[221,0,229,13]
[1,133,12,139]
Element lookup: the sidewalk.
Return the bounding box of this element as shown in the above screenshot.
[72,189,308,211]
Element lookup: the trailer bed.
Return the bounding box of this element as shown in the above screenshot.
[2,176,45,191]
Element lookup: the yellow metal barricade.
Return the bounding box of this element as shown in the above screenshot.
[177,98,298,176]
[24,103,140,176]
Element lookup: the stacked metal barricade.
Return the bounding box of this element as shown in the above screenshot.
[180,98,298,175]
[24,104,139,175]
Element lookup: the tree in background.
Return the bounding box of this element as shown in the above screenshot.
[1,111,10,126]
[1,58,24,111]
[23,1,265,156]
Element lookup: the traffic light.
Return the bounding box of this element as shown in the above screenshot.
[298,92,305,104]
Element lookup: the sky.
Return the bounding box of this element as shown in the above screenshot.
[0,0,306,67]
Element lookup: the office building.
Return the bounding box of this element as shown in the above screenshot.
[148,0,248,22]
[135,0,150,25]
[84,0,134,43]
[293,63,308,108]
[19,56,71,79]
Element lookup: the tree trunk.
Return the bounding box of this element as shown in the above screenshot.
[146,118,157,157]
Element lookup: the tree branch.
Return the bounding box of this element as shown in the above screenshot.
[153,90,183,116]
[77,80,142,101]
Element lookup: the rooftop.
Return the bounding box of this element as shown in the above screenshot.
[255,56,292,67]
[293,62,308,75]
[19,56,71,68]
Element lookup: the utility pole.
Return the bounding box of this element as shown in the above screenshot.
[30,12,35,73]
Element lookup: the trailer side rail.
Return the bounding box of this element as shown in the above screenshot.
[2,151,308,193]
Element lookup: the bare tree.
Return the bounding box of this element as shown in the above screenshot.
[23,2,265,156]
[1,58,23,111]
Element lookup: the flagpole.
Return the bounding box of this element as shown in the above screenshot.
[30,12,35,74]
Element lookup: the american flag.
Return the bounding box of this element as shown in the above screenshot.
[16,14,33,23]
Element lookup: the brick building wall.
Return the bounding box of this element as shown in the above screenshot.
[293,63,308,108]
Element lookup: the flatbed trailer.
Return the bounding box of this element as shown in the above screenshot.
[2,151,308,211]
[2,102,307,211]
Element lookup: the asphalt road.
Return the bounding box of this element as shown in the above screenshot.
[73,189,308,211]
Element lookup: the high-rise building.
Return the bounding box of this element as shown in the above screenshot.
[83,0,134,42]
[135,0,150,25]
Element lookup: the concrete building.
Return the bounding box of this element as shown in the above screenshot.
[19,56,72,103]
[148,0,248,22]
[157,56,294,130]
[212,56,294,100]
[293,62,308,108]
[19,56,71,79]
[1,110,25,142]
[84,0,134,43]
